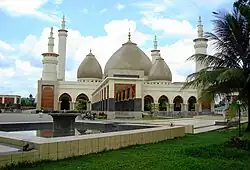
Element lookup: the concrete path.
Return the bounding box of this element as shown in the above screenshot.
[0,143,20,154]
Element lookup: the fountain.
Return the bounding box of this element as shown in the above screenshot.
[49,113,80,137]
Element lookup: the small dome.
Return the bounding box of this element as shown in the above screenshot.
[104,39,152,76]
[77,51,102,79]
[148,57,172,81]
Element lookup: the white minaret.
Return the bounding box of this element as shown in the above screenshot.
[194,16,208,72]
[151,35,161,64]
[57,15,68,81]
[42,27,59,81]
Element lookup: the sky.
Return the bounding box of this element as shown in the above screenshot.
[0,0,233,97]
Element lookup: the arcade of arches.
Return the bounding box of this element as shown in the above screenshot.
[58,93,89,111]
[143,95,210,112]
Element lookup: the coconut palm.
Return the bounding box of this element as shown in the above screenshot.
[182,0,250,131]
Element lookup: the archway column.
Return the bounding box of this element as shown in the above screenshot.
[183,104,187,111]
[153,102,159,111]
[210,102,215,112]
[58,101,62,110]
[72,102,75,111]
[69,101,73,110]
[180,103,184,111]
[169,104,174,112]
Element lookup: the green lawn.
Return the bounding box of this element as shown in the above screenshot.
[5,126,250,170]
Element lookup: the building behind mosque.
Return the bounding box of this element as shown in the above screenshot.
[36,16,214,119]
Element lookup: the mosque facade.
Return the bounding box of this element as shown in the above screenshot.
[36,16,214,119]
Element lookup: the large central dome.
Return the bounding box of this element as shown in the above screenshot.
[104,35,152,76]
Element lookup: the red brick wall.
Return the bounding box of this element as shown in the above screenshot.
[0,97,2,103]
[41,86,54,110]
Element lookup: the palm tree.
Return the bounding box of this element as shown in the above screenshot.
[182,0,250,131]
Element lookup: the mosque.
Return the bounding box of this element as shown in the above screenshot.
[36,16,214,119]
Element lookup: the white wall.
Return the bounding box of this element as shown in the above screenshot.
[143,81,197,104]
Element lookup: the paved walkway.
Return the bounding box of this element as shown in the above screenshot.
[0,143,20,154]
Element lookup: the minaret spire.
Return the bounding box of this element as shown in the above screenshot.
[57,14,68,81]
[197,16,204,38]
[41,26,59,81]
[48,27,54,53]
[61,14,66,30]
[154,35,158,50]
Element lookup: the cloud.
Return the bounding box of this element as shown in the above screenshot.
[1,19,202,97]
[100,8,108,14]
[81,8,88,14]
[0,40,15,51]
[0,0,60,22]
[54,0,63,5]
[142,17,196,38]
[116,3,125,10]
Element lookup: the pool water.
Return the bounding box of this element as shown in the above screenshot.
[0,122,154,138]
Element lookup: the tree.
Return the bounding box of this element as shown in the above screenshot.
[29,94,33,99]
[182,0,250,131]
[75,99,87,112]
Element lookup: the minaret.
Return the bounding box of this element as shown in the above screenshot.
[193,16,208,72]
[57,15,68,81]
[42,27,59,81]
[151,35,161,64]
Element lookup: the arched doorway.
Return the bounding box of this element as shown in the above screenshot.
[76,93,89,111]
[173,96,183,111]
[59,93,72,110]
[188,96,197,111]
[144,95,154,111]
[158,95,169,111]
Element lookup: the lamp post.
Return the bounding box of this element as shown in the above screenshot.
[236,100,242,137]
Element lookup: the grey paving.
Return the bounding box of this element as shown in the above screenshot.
[0,113,52,123]
[0,143,20,154]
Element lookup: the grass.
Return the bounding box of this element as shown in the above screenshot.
[4,126,250,170]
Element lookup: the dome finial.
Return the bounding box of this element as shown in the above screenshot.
[90,48,92,53]
[128,28,131,41]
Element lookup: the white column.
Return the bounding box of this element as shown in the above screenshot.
[2,97,4,104]
[210,102,215,112]
[58,101,61,110]
[57,31,68,81]
[14,96,17,104]
[72,102,75,111]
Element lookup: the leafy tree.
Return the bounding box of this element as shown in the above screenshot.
[75,99,87,112]
[21,94,36,107]
[183,0,250,130]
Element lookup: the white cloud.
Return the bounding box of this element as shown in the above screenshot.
[100,8,108,14]
[81,8,88,14]
[55,0,63,5]
[1,19,204,96]
[142,17,196,37]
[116,3,125,10]
[0,0,60,22]
[0,40,15,51]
